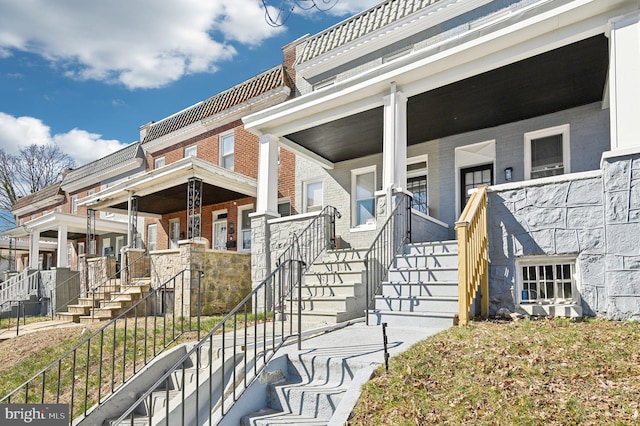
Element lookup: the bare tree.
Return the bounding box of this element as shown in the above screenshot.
[262,0,340,27]
[0,145,75,227]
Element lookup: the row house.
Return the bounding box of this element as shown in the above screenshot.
[2,64,296,317]
[245,0,640,323]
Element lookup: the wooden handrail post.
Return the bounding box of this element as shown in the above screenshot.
[456,223,469,326]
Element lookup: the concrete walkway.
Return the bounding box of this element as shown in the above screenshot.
[0,319,83,340]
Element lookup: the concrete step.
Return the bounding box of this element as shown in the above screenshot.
[67,304,92,315]
[295,295,358,313]
[319,249,367,263]
[300,283,364,298]
[288,310,361,325]
[393,252,458,269]
[79,314,113,323]
[367,310,457,328]
[77,297,104,307]
[374,295,458,314]
[241,409,328,426]
[403,241,457,255]
[306,258,366,273]
[387,267,458,282]
[55,312,81,323]
[267,380,346,419]
[101,300,133,310]
[381,281,458,298]
[303,270,362,285]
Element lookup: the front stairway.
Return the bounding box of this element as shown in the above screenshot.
[56,279,151,323]
[293,248,367,325]
[367,240,459,328]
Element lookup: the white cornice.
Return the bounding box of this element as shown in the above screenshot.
[61,157,144,193]
[12,195,65,217]
[3,212,128,237]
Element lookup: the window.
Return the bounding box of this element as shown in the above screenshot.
[460,164,493,207]
[303,180,323,213]
[71,195,78,214]
[407,156,428,215]
[278,199,291,217]
[352,166,376,227]
[524,124,570,180]
[220,132,234,171]
[147,224,157,252]
[212,210,228,251]
[238,205,253,251]
[155,157,166,169]
[519,258,576,304]
[169,219,180,249]
[185,145,197,158]
[78,242,85,256]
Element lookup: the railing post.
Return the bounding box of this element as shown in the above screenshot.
[480,199,489,318]
[456,223,469,326]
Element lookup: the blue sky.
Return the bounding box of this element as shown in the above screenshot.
[0,0,380,166]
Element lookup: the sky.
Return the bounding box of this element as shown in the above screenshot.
[0,0,381,167]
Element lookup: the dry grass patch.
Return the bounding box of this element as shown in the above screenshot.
[349,318,640,425]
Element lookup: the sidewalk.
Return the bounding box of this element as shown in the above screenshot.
[0,319,82,340]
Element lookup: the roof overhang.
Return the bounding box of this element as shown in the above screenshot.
[12,194,65,217]
[244,0,629,163]
[62,156,144,193]
[2,212,128,240]
[79,157,257,216]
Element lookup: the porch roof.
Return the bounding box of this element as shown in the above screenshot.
[2,212,128,241]
[78,156,257,216]
[244,0,615,164]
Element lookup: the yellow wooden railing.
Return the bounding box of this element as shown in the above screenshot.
[455,185,489,326]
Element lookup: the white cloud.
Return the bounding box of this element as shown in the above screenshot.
[0,112,125,165]
[0,0,284,89]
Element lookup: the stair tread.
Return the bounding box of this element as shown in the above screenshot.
[243,409,328,425]
[369,309,456,318]
[375,294,458,301]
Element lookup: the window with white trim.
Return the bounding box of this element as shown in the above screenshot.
[155,156,166,169]
[518,257,577,304]
[407,156,428,215]
[71,195,78,214]
[303,180,323,213]
[277,198,291,217]
[147,224,157,252]
[238,205,253,251]
[524,124,570,180]
[351,166,376,227]
[220,132,234,171]
[185,145,197,158]
[169,219,180,249]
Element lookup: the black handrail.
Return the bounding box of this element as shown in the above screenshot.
[364,193,412,325]
[0,269,202,422]
[109,259,305,426]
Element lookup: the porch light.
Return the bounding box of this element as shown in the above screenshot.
[228,222,235,235]
[504,167,513,181]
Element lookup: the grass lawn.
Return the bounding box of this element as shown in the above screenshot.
[349,318,640,425]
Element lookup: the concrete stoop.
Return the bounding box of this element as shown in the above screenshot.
[238,353,371,426]
[294,249,367,325]
[367,241,459,328]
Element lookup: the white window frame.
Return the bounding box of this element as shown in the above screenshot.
[185,145,197,158]
[406,155,428,216]
[169,219,180,249]
[155,156,166,169]
[147,224,157,252]
[302,179,323,213]
[351,165,377,228]
[219,131,234,171]
[524,124,570,180]
[71,194,78,215]
[237,204,253,252]
[212,210,228,251]
[516,256,578,305]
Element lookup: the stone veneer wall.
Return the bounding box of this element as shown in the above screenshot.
[602,153,640,320]
[488,172,605,316]
[489,152,640,320]
[151,241,251,316]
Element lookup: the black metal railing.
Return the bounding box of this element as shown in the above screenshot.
[0,269,202,422]
[277,205,340,269]
[0,300,26,337]
[110,259,305,426]
[364,193,412,325]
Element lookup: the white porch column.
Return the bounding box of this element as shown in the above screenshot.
[382,83,408,208]
[29,229,40,270]
[256,133,280,216]
[57,224,69,268]
[609,11,640,151]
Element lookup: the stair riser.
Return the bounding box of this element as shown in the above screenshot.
[404,243,458,255]
[296,297,355,313]
[287,311,357,324]
[67,306,91,315]
[306,261,366,274]
[367,311,456,328]
[303,272,362,285]
[300,284,363,298]
[374,297,458,314]
[388,269,458,282]
[394,254,458,269]
[381,282,458,298]
[320,250,367,262]
[268,385,345,419]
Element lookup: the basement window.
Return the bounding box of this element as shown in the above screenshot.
[518,257,577,304]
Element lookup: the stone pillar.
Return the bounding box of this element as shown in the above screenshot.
[57,224,69,268]
[250,212,278,313]
[173,240,206,317]
[256,134,280,216]
[608,11,640,151]
[29,229,40,270]
[382,82,408,214]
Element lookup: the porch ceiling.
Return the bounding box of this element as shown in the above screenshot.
[109,183,248,216]
[285,35,609,163]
